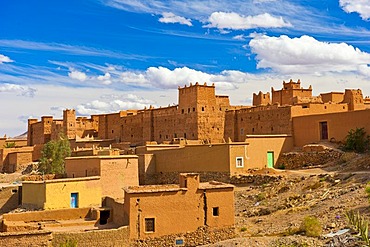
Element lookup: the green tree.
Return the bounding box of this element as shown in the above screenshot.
[3,142,16,148]
[342,127,370,153]
[38,134,71,175]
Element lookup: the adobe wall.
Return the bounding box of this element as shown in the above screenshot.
[0,186,20,214]
[0,146,34,172]
[65,156,139,199]
[103,197,125,226]
[22,177,102,210]
[137,154,156,185]
[6,152,33,173]
[293,109,370,147]
[321,92,344,103]
[244,135,294,169]
[131,226,235,247]
[290,103,348,117]
[225,106,292,142]
[152,144,231,173]
[52,226,130,247]
[124,175,234,240]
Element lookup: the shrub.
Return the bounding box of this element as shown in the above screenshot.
[240,226,247,232]
[342,127,370,153]
[3,142,16,148]
[345,210,369,245]
[59,239,77,247]
[300,216,322,237]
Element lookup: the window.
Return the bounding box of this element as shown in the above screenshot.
[236,157,244,168]
[184,133,187,138]
[202,107,205,111]
[111,130,114,133]
[182,109,184,114]
[188,108,190,113]
[145,218,155,232]
[193,107,195,112]
[240,128,244,136]
[212,207,219,216]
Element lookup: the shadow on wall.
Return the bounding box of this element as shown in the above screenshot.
[0,186,21,214]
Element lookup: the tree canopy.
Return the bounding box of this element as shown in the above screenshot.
[342,127,370,153]
[38,134,71,174]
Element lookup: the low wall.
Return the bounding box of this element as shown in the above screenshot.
[131,226,235,247]
[0,231,51,247]
[0,186,20,214]
[143,171,282,185]
[276,149,343,169]
[3,207,91,222]
[52,226,129,247]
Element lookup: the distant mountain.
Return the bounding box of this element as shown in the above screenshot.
[11,131,27,140]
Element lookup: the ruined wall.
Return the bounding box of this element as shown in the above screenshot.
[103,197,125,226]
[0,146,33,172]
[321,92,344,103]
[253,91,271,106]
[272,80,312,106]
[342,89,366,111]
[293,109,370,147]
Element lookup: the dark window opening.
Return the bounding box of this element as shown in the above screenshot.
[302,105,308,109]
[252,128,255,133]
[145,218,155,232]
[99,210,110,225]
[111,130,114,133]
[193,107,195,112]
[182,109,184,114]
[159,134,162,138]
[202,107,205,111]
[212,207,219,216]
[184,133,187,138]
[188,108,190,113]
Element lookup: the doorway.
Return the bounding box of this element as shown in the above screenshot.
[70,193,79,208]
[99,210,111,225]
[267,151,274,168]
[320,121,328,140]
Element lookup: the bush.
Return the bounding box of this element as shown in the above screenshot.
[59,239,77,247]
[38,134,71,175]
[300,216,322,237]
[342,127,370,153]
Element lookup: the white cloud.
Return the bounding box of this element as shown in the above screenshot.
[0,83,36,97]
[0,54,13,64]
[340,0,370,20]
[204,12,291,30]
[75,94,156,115]
[97,72,112,85]
[159,12,192,26]
[232,34,247,41]
[68,69,87,81]
[249,34,370,75]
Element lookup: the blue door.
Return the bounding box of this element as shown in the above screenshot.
[70,193,78,208]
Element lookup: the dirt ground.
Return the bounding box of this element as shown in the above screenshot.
[204,151,370,247]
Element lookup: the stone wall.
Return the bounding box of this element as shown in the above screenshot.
[143,171,282,185]
[52,226,129,247]
[276,149,343,169]
[131,226,235,247]
[0,231,52,247]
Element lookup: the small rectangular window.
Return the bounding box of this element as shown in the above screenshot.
[236,157,244,168]
[212,207,219,216]
[145,218,155,232]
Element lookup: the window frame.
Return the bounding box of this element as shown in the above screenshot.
[236,157,244,168]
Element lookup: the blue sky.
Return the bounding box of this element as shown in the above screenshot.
[1,0,370,136]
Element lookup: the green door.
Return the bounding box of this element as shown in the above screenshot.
[267,151,274,168]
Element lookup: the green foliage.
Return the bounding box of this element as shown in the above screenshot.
[3,142,16,148]
[346,210,370,245]
[342,127,370,153]
[300,216,322,237]
[59,239,77,247]
[38,134,71,175]
[240,226,247,232]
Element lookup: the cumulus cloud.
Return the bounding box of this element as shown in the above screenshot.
[0,83,36,97]
[68,69,87,81]
[0,54,13,64]
[204,12,291,30]
[119,66,263,90]
[340,0,370,20]
[75,94,156,115]
[97,72,112,85]
[159,12,192,26]
[249,34,370,75]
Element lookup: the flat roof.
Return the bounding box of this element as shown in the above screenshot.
[65,155,138,160]
[22,176,100,184]
[199,181,234,190]
[124,184,185,194]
